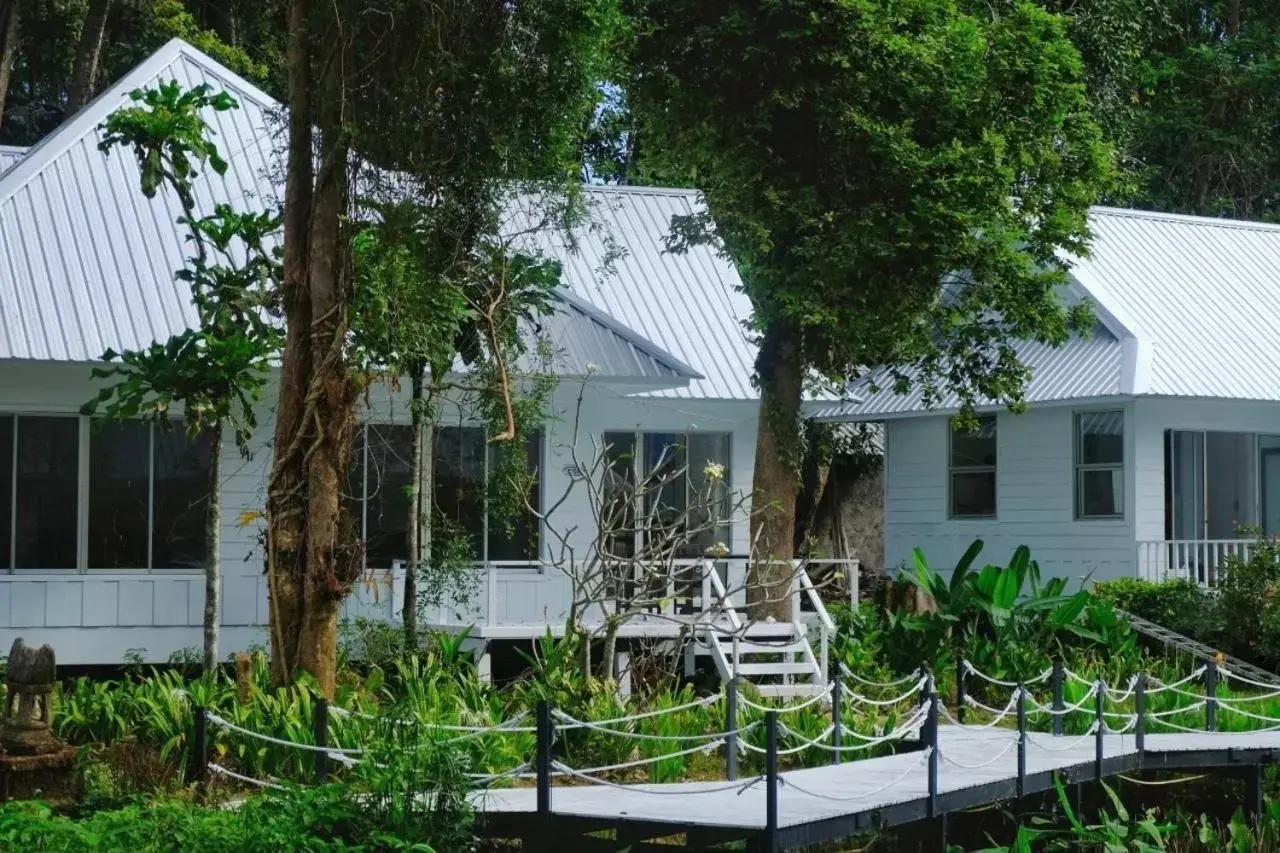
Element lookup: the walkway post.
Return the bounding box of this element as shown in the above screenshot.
[1016,685,1026,799]
[831,672,843,766]
[313,698,329,784]
[925,675,939,819]
[765,710,780,853]
[1051,660,1065,737]
[1094,680,1105,781]
[189,705,208,787]
[1205,660,1218,732]
[956,654,966,725]
[1134,671,1145,763]
[536,700,552,850]
[726,678,739,781]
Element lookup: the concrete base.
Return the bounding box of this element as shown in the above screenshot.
[0,744,79,803]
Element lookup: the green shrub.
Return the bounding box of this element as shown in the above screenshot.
[1092,576,1207,637]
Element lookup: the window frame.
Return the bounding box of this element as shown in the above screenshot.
[602,430,734,557]
[947,415,998,520]
[349,422,546,568]
[1074,409,1126,521]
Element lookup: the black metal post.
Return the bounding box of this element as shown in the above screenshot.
[1016,686,1027,799]
[956,653,967,725]
[765,711,779,853]
[1051,660,1065,737]
[1134,672,1145,763]
[726,678,739,781]
[1205,660,1218,732]
[536,700,552,850]
[831,674,844,766]
[189,705,208,787]
[1094,680,1105,781]
[313,698,329,784]
[1244,765,1263,819]
[926,687,940,818]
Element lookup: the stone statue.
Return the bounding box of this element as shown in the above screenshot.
[2,638,59,755]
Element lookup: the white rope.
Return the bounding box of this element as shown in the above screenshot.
[963,661,1052,688]
[470,762,534,786]
[738,685,833,715]
[843,676,929,708]
[206,713,365,755]
[1214,690,1280,706]
[1026,684,1098,716]
[844,668,922,688]
[329,705,538,734]
[963,692,1021,723]
[940,737,1018,770]
[1220,667,1280,691]
[1104,715,1138,735]
[550,761,763,795]
[550,709,752,743]
[1144,667,1207,695]
[777,708,926,753]
[557,694,725,729]
[564,739,727,774]
[1215,703,1280,726]
[208,762,286,791]
[1103,676,1140,703]
[1148,718,1217,735]
[1028,723,1100,753]
[740,738,816,757]
[778,750,930,802]
[1144,701,1206,719]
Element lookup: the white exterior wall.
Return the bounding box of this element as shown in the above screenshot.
[0,364,758,663]
[883,402,1137,584]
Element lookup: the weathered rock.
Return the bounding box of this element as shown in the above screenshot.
[1,639,59,755]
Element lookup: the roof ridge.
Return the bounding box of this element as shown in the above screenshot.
[581,184,700,198]
[1091,205,1280,234]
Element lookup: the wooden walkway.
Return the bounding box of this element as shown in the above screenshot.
[475,725,1280,851]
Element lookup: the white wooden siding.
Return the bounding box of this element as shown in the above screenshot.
[883,403,1137,582]
[0,364,758,663]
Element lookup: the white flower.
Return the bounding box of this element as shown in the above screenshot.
[703,461,726,481]
[705,542,729,558]
[585,362,601,375]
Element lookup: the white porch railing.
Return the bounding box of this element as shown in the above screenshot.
[1136,539,1255,587]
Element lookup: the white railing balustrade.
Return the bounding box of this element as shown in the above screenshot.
[1136,539,1255,587]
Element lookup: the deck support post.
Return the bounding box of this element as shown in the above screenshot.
[1243,764,1263,819]
[313,698,329,784]
[1134,671,1145,766]
[1094,680,1105,781]
[955,653,966,725]
[726,678,739,781]
[1051,660,1065,737]
[475,643,493,685]
[765,711,780,853]
[1016,685,1027,799]
[924,672,939,818]
[189,705,208,788]
[1205,660,1218,732]
[831,672,843,766]
[536,700,552,852]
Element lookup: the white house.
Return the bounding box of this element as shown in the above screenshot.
[821,206,1280,587]
[0,40,848,686]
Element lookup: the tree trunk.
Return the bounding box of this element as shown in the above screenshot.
[65,0,110,118]
[747,320,803,622]
[0,0,22,133]
[203,420,223,674]
[206,0,238,46]
[403,370,425,648]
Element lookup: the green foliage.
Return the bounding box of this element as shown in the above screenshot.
[628,0,1115,415]
[1205,535,1280,666]
[1093,576,1207,638]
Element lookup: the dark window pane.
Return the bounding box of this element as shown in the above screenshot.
[0,416,11,569]
[88,421,150,569]
[602,432,637,558]
[487,432,542,561]
[951,471,996,518]
[1079,411,1124,465]
[433,426,484,560]
[950,416,997,467]
[643,432,687,533]
[1080,469,1123,517]
[684,433,731,557]
[15,416,78,569]
[365,424,413,569]
[153,425,212,569]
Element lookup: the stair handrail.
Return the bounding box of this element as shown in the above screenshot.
[795,560,835,681]
[701,558,743,632]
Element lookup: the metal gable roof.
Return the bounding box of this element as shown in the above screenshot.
[0,40,743,396]
[0,146,26,175]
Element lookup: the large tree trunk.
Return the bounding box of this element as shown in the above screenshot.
[65,0,110,117]
[266,0,358,697]
[403,370,425,647]
[747,320,803,622]
[0,0,21,133]
[202,420,223,675]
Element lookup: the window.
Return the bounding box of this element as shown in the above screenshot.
[346,424,543,568]
[603,431,732,558]
[1076,411,1124,519]
[15,416,79,569]
[949,416,997,518]
[88,421,212,570]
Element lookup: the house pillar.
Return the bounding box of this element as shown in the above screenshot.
[474,642,492,684]
[613,650,631,699]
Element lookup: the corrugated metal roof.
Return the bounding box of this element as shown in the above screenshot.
[0,146,26,175]
[815,331,1125,420]
[0,40,753,398]
[1071,207,1280,401]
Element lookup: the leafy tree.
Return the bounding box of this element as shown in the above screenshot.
[85,81,282,673]
[629,0,1114,617]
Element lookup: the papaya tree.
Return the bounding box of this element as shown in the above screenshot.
[85,82,282,674]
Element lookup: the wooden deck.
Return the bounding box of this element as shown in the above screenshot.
[474,726,1279,851]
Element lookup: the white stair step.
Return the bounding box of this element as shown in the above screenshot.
[716,639,810,656]
[732,662,821,677]
[753,683,828,699]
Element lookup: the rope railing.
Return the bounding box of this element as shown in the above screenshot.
[842,667,924,689]
[841,675,930,708]
[737,684,833,715]
[962,661,1053,688]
